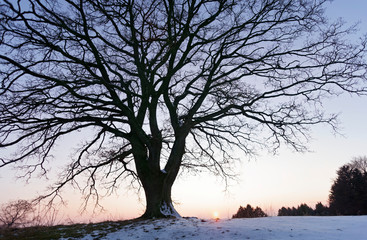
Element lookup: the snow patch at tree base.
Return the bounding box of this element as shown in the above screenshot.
[160,202,181,218]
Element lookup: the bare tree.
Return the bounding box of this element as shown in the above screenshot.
[0,0,366,218]
[0,200,38,228]
[349,156,367,173]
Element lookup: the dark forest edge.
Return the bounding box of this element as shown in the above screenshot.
[234,156,367,218]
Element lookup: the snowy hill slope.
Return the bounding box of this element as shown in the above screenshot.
[78,216,367,240]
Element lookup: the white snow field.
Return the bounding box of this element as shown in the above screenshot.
[80,215,367,240]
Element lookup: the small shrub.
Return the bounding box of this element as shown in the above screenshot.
[0,200,39,228]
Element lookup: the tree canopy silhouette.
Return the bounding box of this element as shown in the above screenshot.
[329,158,367,215]
[233,204,267,218]
[0,200,37,228]
[278,202,329,216]
[1,0,367,218]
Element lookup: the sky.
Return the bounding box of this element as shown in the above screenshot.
[0,0,367,223]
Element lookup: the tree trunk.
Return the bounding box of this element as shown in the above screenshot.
[131,132,187,219]
[139,171,180,219]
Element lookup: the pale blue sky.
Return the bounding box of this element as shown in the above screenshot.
[0,0,367,221]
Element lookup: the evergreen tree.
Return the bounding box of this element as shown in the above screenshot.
[278,207,288,216]
[297,204,314,216]
[233,204,267,218]
[314,202,329,216]
[277,203,330,216]
[329,164,367,215]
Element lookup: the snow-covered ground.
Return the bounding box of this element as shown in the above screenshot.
[81,216,367,240]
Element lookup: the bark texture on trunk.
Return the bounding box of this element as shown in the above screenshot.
[132,131,187,219]
[140,171,180,218]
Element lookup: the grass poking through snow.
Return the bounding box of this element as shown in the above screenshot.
[0,219,142,240]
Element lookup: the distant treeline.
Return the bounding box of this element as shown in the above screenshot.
[231,203,329,219]
[278,203,329,216]
[232,204,267,218]
[233,157,367,219]
[279,157,367,216]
